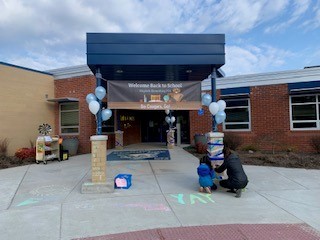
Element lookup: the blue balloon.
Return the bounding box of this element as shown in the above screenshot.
[215,111,226,124]
[95,86,106,100]
[202,94,212,106]
[102,109,112,121]
[86,93,97,104]
[165,116,171,124]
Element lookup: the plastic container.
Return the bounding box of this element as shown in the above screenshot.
[114,174,132,189]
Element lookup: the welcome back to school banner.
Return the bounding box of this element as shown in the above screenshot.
[107,81,201,110]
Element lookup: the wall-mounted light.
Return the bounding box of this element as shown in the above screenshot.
[186,69,192,73]
[116,69,123,73]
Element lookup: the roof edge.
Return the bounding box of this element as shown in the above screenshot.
[0,61,52,76]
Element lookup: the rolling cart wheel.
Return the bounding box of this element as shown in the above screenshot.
[44,161,47,165]
[57,159,61,162]
[36,160,39,164]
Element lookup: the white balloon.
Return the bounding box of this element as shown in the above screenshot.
[165,109,170,115]
[170,116,176,123]
[209,102,219,116]
[217,100,226,111]
[89,101,100,115]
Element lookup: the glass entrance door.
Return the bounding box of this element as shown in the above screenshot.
[141,111,167,142]
[140,110,190,143]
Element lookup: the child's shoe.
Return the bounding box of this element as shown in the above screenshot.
[204,187,212,194]
[199,187,204,192]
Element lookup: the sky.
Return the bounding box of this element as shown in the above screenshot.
[0,0,319,77]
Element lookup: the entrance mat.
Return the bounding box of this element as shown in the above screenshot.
[107,149,170,161]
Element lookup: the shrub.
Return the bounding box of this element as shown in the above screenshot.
[15,148,36,160]
[310,136,320,154]
[0,138,9,157]
[223,133,242,150]
[195,142,207,154]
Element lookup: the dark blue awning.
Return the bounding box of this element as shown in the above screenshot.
[220,87,250,99]
[86,33,225,81]
[288,81,320,95]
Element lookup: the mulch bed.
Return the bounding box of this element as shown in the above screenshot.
[0,156,35,169]
[1,146,320,170]
[183,146,320,169]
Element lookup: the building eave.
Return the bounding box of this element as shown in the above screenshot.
[202,66,320,91]
[47,64,93,80]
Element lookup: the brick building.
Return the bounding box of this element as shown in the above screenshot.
[49,65,320,154]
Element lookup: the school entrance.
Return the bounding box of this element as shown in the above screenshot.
[140,110,190,143]
[117,110,190,145]
[86,32,225,147]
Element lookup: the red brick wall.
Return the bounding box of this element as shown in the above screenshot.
[54,75,115,154]
[55,75,320,153]
[189,84,320,153]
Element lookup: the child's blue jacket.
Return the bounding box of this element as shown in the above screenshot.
[197,164,214,187]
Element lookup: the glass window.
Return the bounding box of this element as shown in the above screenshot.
[60,102,79,134]
[290,94,320,130]
[223,98,251,131]
[101,103,115,133]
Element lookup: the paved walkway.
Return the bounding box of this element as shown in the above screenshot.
[0,144,320,240]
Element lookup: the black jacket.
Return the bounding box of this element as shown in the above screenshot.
[215,153,248,188]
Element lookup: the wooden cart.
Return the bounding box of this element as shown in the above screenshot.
[35,135,60,164]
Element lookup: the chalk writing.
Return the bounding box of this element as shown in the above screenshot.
[17,198,41,207]
[29,185,70,197]
[169,193,215,205]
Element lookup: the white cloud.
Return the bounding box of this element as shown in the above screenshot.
[8,50,85,71]
[300,0,320,30]
[0,0,317,74]
[264,0,311,33]
[209,0,290,34]
[222,44,293,76]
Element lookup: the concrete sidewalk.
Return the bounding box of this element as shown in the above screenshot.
[0,144,320,240]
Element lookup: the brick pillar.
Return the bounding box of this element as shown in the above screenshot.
[91,135,108,183]
[81,135,114,193]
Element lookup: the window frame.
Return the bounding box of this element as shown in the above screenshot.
[290,94,320,130]
[222,97,251,132]
[59,102,80,135]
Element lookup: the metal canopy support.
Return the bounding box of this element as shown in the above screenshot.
[96,68,102,135]
[211,67,217,132]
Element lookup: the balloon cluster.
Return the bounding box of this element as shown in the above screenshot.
[164,109,176,127]
[86,86,112,121]
[201,93,226,124]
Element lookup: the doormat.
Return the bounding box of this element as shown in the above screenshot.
[107,150,171,161]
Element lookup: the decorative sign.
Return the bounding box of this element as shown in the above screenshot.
[120,115,135,121]
[108,81,201,110]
